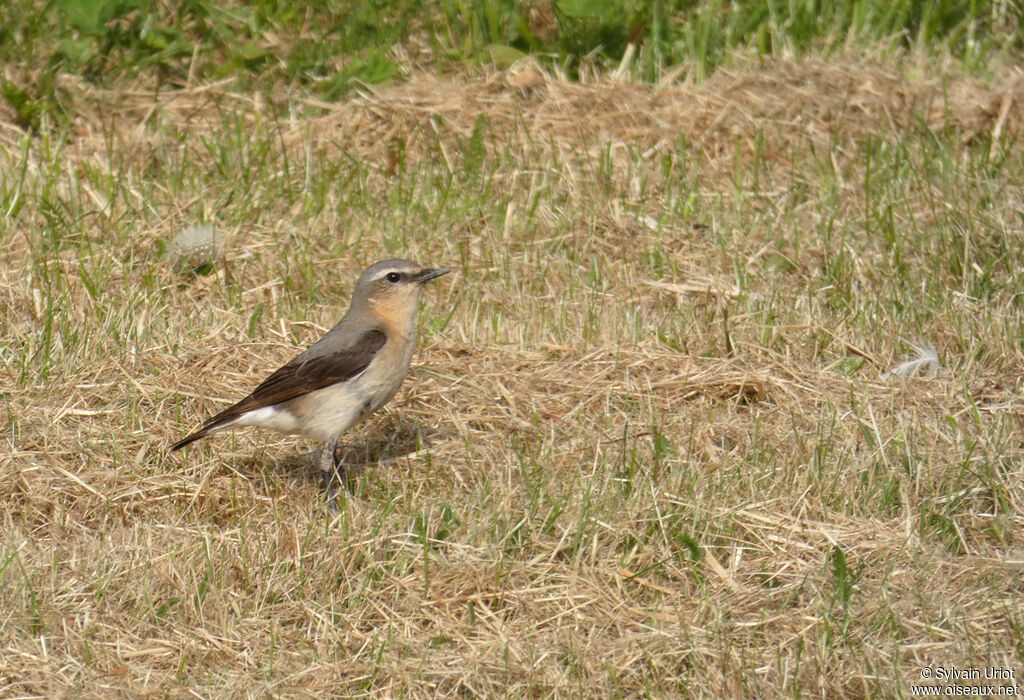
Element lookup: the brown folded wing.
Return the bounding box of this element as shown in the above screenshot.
[171,329,386,450]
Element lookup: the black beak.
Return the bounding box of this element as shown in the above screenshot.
[414,267,450,283]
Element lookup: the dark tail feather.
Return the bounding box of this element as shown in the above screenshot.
[171,404,243,451]
[170,427,212,451]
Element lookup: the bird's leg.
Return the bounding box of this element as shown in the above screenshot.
[319,435,341,510]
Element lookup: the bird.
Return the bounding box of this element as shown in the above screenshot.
[171,259,450,502]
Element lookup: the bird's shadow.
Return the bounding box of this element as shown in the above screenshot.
[257,418,440,492]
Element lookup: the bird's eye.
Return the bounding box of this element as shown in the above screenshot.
[385,272,402,283]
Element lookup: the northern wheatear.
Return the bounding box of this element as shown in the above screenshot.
[171,259,449,499]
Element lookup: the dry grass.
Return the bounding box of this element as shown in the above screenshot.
[2,54,1023,697]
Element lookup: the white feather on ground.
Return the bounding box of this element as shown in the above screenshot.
[881,340,943,380]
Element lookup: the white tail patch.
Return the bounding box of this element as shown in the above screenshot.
[233,405,302,434]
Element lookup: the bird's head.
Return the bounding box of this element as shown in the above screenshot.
[352,259,450,334]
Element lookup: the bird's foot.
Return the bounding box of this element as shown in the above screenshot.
[321,470,342,513]
[319,438,343,513]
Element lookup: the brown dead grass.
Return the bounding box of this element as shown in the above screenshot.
[1,56,1023,697]
[6,54,1022,183]
[310,55,1024,176]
